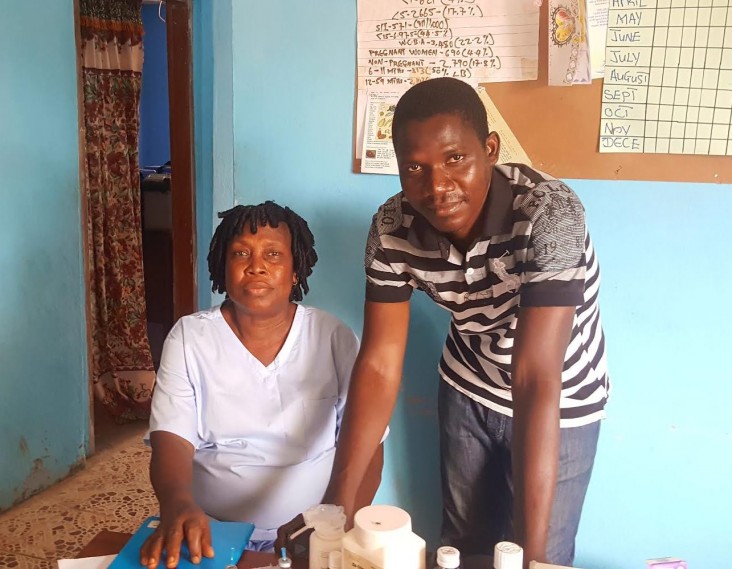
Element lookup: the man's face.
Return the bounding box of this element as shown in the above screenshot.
[394,113,499,244]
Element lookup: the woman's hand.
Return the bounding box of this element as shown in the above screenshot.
[139,499,214,568]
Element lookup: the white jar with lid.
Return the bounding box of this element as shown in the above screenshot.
[341,505,426,569]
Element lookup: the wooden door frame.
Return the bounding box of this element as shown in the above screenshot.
[77,0,198,451]
[73,0,96,454]
[166,0,198,320]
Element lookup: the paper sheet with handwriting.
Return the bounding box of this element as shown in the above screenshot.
[600,0,732,155]
[357,0,540,89]
[355,0,540,163]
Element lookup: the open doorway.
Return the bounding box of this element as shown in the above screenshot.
[139,0,173,370]
[83,0,197,452]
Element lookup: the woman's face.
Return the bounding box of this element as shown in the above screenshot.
[224,223,297,317]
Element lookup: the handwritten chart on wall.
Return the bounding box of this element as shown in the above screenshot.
[357,0,540,88]
[600,0,732,155]
[355,0,540,169]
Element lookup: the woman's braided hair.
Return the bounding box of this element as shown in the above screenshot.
[207,201,317,301]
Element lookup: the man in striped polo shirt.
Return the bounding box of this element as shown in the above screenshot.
[324,78,609,567]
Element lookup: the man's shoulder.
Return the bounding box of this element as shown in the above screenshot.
[371,191,409,237]
[495,163,569,194]
[495,164,585,225]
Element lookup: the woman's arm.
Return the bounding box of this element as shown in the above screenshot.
[140,431,213,569]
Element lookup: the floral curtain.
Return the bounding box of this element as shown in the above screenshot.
[80,0,154,423]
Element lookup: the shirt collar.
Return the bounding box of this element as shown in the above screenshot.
[406,168,515,255]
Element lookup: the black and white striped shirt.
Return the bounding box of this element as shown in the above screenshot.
[364,164,609,427]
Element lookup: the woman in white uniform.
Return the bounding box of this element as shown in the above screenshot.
[140,202,383,568]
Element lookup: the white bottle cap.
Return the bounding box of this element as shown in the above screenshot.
[328,550,342,569]
[494,541,523,569]
[436,546,460,569]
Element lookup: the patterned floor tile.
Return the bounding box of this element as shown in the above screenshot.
[0,506,122,560]
[0,552,56,569]
[52,442,157,527]
[0,432,157,564]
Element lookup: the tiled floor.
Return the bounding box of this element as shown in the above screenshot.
[0,422,157,568]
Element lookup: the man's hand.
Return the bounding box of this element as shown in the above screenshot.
[139,499,214,568]
[274,438,384,556]
[275,514,310,559]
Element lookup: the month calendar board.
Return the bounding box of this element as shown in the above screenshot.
[600,0,732,156]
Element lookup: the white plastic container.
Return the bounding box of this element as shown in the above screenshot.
[493,542,523,569]
[342,505,426,569]
[303,504,347,569]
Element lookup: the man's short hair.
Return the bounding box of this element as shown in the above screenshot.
[392,78,489,147]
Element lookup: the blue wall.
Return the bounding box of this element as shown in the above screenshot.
[195,2,732,566]
[0,1,88,511]
[139,3,170,168]
[194,0,233,310]
[572,181,731,567]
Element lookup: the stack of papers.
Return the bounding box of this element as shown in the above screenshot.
[58,555,116,569]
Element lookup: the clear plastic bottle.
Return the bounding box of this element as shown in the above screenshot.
[303,504,347,569]
[493,541,523,569]
[435,546,460,569]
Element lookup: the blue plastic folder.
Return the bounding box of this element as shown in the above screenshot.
[109,516,255,569]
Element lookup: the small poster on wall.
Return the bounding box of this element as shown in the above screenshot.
[361,92,400,175]
[359,88,532,176]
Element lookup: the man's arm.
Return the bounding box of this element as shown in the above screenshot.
[354,443,384,510]
[511,305,575,567]
[140,431,213,568]
[323,300,410,520]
